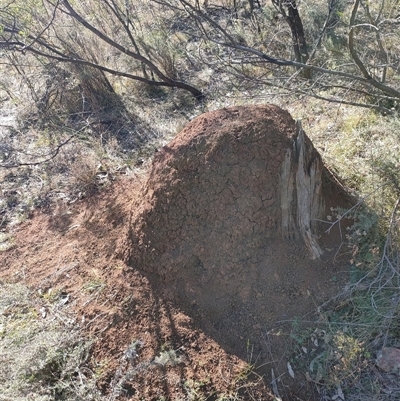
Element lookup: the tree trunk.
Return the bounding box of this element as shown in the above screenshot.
[284,1,311,78]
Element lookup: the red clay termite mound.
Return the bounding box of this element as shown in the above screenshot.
[127,105,350,363]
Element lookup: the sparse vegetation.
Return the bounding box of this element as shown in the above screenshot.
[0,233,13,252]
[1,0,400,400]
[0,284,101,401]
[154,348,183,366]
[288,196,400,400]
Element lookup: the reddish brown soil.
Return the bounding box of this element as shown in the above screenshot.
[0,105,351,400]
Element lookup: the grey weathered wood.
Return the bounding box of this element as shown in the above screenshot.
[280,120,324,259]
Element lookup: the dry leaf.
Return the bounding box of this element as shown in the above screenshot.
[309,354,324,373]
[271,369,282,400]
[315,364,323,383]
[287,362,295,378]
[336,384,345,400]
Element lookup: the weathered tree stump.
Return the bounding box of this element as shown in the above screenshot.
[280,120,324,259]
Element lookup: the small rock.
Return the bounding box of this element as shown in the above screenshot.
[376,347,400,373]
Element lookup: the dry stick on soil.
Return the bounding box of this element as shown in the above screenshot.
[315,182,392,235]
[0,135,75,168]
[313,185,388,260]
[368,198,400,324]
[271,368,282,400]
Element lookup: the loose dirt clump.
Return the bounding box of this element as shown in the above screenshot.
[1,104,353,400]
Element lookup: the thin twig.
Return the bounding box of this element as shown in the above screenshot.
[0,135,75,168]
